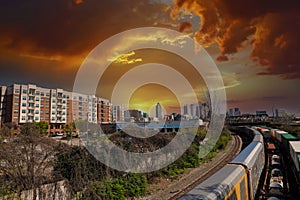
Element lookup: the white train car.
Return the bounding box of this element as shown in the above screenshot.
[289,141,300,176]
[179,127,264,200]
[178,165,249,200]
[230,141,265,200]
[274,130,288,143]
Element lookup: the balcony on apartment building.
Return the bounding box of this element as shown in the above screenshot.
[57,105,63,111]
[27,116,34,122]
[28,89,35,96]
[28,103,35,109]
[57,93,63,99]
[28,97,35,103]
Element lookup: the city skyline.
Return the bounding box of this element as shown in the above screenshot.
[0,0,299,116]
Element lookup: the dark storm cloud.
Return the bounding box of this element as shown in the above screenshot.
[171,0,300,79]
[0,0,170,56]
[0,0,170,88]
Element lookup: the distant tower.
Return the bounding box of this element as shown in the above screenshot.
[155,102,162,119]
[183,104,188,115]
[190,104,194,117]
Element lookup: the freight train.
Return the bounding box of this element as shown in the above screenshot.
[179,126,265,200]
[256,126,300,198]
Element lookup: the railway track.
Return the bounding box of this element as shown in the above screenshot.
[168,134,242,200]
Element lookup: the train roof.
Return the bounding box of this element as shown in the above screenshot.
[267,143,276,150]
[275,130,288,134]
[230,142,263,168]
[281,134,297,140]
[253,132,264,143]
[178,165,245,200]
[269,182,283,189]
[289,141,300,152]
[266,197,281,200]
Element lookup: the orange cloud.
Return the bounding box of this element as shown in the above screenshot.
[171,0,300,79]
[74,0,84,5]
[178,21,193,32]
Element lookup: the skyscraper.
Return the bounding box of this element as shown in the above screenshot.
[155,102,162,119]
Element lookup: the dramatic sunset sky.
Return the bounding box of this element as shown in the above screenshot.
[0,0,299,116]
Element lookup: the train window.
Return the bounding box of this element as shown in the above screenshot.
[228,190,237,200]
[240,178,246,200]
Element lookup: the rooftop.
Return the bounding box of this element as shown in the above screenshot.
[290,141,300,152]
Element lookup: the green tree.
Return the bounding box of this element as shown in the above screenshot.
[34,121,49,135]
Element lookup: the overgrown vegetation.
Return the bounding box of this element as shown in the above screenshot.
[157,128,231,180]
[0,123,65,199]
[0,123,232,199]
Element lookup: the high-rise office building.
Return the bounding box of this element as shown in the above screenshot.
[112,105,125,122]
[155,102,162,119]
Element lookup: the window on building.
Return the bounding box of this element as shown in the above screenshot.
[35,117,39,121]
[14,96,19,99]
[40,117,44,120]
[36,97,39,101]
[22,109,26,114]
[35,104,39,108]
[41,98,44,102]
[41,104,44,108]
[22,96,26,100]
[52,106,56,109]
[13,116,18,120]
[22,90,27,94]
[45,117,49,120]
[41,92,44,96]
[46,111,49,114]
[35,110,39,114]
[14,110,18,113]
[46,93,50,97]
[21,116,26,120]
[73,96,77,100]
[46,98,49,102]
[15,89,20,93]
[14,102,19,106]
[40,111,44,114]
[36,91,40,95]
[46,105,49,108]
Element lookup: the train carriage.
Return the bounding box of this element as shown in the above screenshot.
[252,129,264,143]
[289,141,300,179]
[230,141,265,200]
[178,165,249,200]
[180,127,265,200]
[281,133,297,153]
[274,130,288,143]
